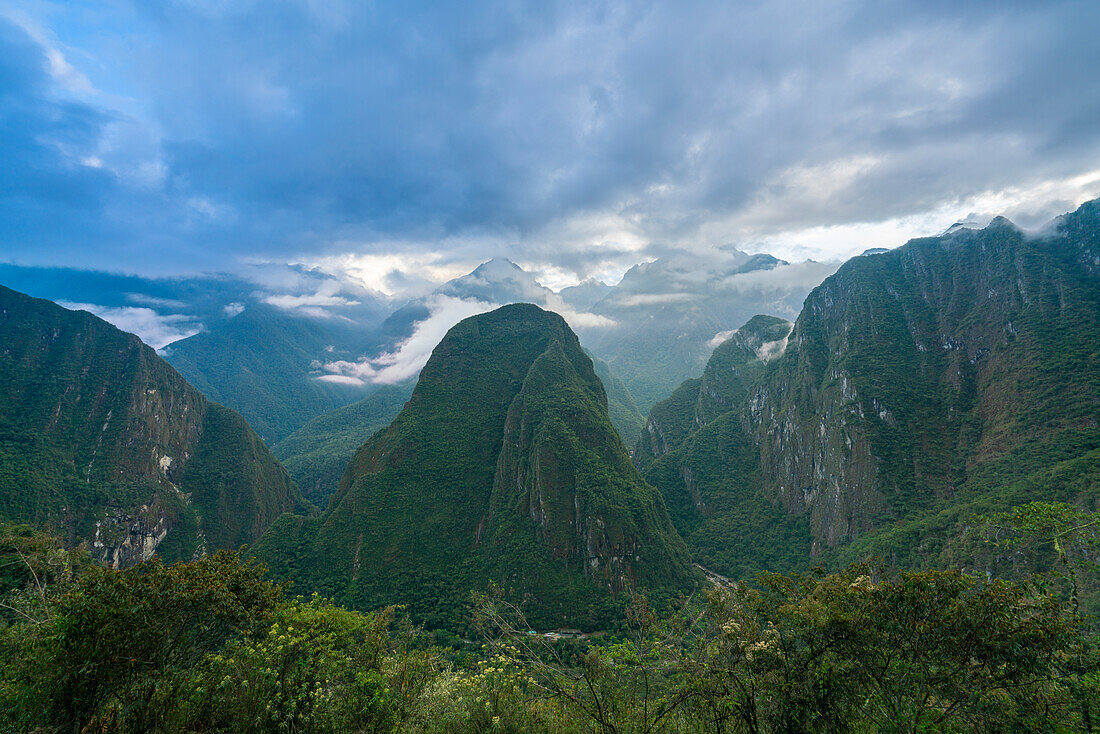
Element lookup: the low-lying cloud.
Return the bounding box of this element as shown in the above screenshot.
[717,260,842,295]
[617,293,696,307]
[318,296,498,386]
[58,302,202,349]
[261,279,362,317]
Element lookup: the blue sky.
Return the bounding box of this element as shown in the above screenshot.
[2,0,1100,291]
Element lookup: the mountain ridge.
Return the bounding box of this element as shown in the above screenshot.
[0,285,307,567]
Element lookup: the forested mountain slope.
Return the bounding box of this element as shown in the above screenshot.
[641,200,1100,578]
[164,304,375,444]
[255,304,695,629]
[273,381,415,505]
[0,286,306,567]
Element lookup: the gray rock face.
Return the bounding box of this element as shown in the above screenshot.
[744,203,1100,550]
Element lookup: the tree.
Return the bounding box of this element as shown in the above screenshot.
[45,551,281,733]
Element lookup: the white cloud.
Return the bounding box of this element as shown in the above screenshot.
[726,169,1100,262]
[708,329,737,349]
[320,295,498,386]
[617,293,696,307]
[58,302,202,349]
[261,279,360,315]
[757,336,789,363]
[303,251,476,298]
[315,373,366,386]
[543,296,617,329]
[125,293,189,309]
[223,302,245,317]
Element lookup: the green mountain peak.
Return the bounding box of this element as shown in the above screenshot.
[255,303,695,629]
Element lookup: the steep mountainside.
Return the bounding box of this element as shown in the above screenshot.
[164,304,372,444]
[273,382,415,505]
[749,209,1100,553]
[255,304,695,629]
[644,200,1100,578]
[0,286,305,567]
[588,353,646,447]
[637,315,806,578]
[635,315,792,470]
[274,357,642,507]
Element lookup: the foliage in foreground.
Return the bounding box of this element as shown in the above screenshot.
[0,516,1097,733]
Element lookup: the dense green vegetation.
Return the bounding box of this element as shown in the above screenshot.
[272,362,642,508]
[639,202,1100,584]
[634,315,791,471]
[164,304,372,444]
[750,207,1100,548]
[587,353,646,448]
[2,519,1096,733]
[0,286,305,567]
[274,382,416,505]
[634,377,702,470]
[644,413,814,579]
[636,316,807,578]
[4,201,1100,730]
[255,304,695,630]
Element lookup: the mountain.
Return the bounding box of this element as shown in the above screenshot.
[355,253,833,418]
[273,381,416,505]
[363,258,560,353]
[274,356,641,505]
[642,200,1100,579]
[637,315,808,578]
[0,265,257,341]
[750,208,1100,553]
[0,285,306,567]
[635,314,792,470]
[588,352,646,447]
[565,250,836,411]
[163,304,374,444]
[558,277,613,311]
[254,304,695,629]
[0,264,392,445]
[436,257,556,304]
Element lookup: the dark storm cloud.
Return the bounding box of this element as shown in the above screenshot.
[1,0,1099,278]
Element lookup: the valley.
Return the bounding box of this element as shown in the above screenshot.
[1,201,1098,731]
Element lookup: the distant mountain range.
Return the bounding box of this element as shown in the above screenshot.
[564,251,834,411]
[0,249,833,447]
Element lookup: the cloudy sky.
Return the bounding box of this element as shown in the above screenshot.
[3,0,1100,292]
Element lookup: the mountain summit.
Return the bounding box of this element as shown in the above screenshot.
[256,303,694,629]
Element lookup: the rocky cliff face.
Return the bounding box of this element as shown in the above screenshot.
[487,339,685,595]
[0,286,305,566]
[746,203,1100,553]
[255,303,694,629]
[634,315,792,469]
[636,315,807,578]
[639,200,1100,577]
